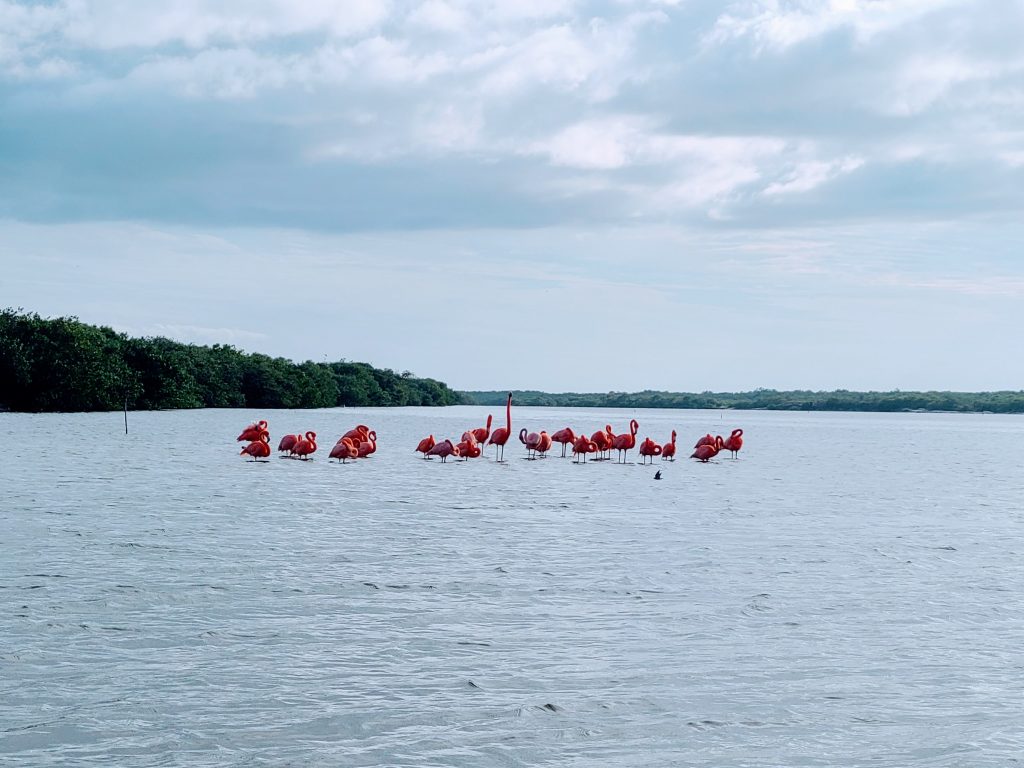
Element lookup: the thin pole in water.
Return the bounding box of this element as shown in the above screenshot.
[124,397,129,435]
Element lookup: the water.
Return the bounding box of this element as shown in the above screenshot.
[2,406,1024,767]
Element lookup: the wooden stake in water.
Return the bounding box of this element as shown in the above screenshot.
[124,397,129,435]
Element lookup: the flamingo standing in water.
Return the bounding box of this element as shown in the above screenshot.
[591,425,614,461]
[356,431,377,458]
[278,433,301,455]
[240,433,271,462]
[519,428,542,459]
[487,393,512,462]
[237,420,268,442]
[638,436,662,464]
[550,427,575,457]
[572,433,598,463]
[292,431,318,460]
[535,431,553,458]
[611,419,639,463]
[723,429,744,458]
[691,435,724,462]
[416,435,436,458]
[456,434,481,460]
[466,414,492,445]
[426,439,460,463]
[661,430,677,461]
[329,438,358,463]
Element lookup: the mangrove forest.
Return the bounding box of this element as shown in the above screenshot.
[0,309,466,412]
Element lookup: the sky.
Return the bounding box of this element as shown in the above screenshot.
[2,0,1023,392]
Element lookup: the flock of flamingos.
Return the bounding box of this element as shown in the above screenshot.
[237,394,744,465]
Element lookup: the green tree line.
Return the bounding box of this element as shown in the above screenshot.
[462,388,1024,414]
[0,309,467,412]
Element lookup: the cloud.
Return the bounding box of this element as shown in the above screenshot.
[763,156,864,195]
[705,0,970,53]
[0,0,1022,231]
[63,0,391,49]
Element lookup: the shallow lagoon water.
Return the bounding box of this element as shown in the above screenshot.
[2,406,1024,766]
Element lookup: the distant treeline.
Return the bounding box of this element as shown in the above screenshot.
[462,389,1024,414]
[0,309,466,412]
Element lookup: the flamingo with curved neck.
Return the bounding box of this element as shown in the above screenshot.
[240,432,271,462]
[341,425,370,444]
[330,438,358,463]
[638,436,662,464]
[572,433,598,463]
[457,433,481,459]
[237,420,269,442]
[356,430,377,458]
[293,431,317,460]
[723,428,744,458]
[519,427,542,459]
[691,435,724,462]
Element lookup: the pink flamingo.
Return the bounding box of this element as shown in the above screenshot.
[237,420,268,442]
[426,439,460,463]
[611,419,639,463]
[691,435,724,462]
[572,433,598,463]
[638,436,662,464]
[723,429,744,458]
[329,438,358,463]
[550,427,575,457]
[661,430,677,461]
[591,425,614,461]
[415,435,436,458]
[535,431,553,458]
[694,433,715,449]
[466,414,492,444]
[456,434,481,460]
[277,433,301,455]
[356,431,377,458]
[240,433,271,462]
[519,428,542,459]
[341,425,370,444]
[292,431,318,460]
[487,393,512,461]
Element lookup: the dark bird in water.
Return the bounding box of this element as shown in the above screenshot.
[654,470,662,480]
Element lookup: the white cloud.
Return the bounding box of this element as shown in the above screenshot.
[64,0,392,49]
[406,0,469,32]
[763,156,864,195]
[706,0,970,52]
[879,53,1024,116]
